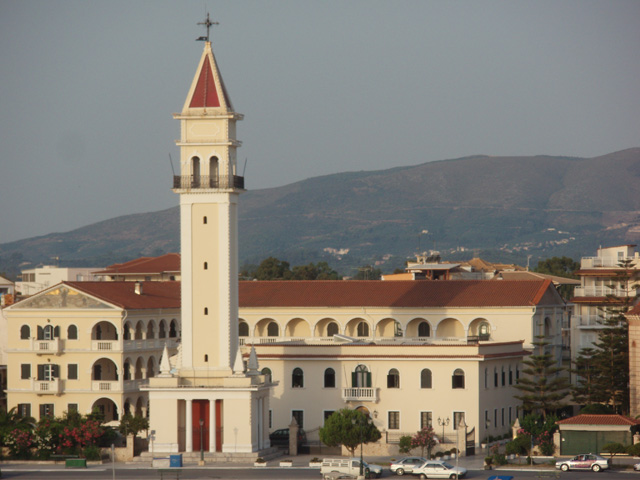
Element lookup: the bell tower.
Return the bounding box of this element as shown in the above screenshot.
[173,20,244,374]
[146,15,272,456]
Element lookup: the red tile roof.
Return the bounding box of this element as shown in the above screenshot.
[64,281,180,310]
[239,279,555,308]
[94,254,180,275]
[557,414,640,426]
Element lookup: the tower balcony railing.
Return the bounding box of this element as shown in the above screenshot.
[173,175,244,190]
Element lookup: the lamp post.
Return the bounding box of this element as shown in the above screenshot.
[352,415,368,478]
[199,418,204,463]
[437,417,450,444]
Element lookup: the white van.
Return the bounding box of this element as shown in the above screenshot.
[320,458,382,478]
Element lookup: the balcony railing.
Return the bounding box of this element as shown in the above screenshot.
[574,286,636,297]
[31,338,61,355]
[173,175,244,190]
[581,256,639,268]
[92,380,121,392]
[32,378,61,395]
[342,387,378,403]
[92,340,122,352]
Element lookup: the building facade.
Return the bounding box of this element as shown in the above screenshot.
[16,266,100,297]
[5,281,180,422]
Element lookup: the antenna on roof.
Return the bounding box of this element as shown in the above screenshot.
[196,12,219,42]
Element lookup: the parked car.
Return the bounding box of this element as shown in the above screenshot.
[390,456,427,475]
[320,458,383,479]
[555,454,610,472]
[411,460,467,479]
[268,427,306,447]
[634,462,640,471]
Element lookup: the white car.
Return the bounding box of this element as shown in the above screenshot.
[555,454,610,472]
[411,460,467,479]
[389,456,427,475]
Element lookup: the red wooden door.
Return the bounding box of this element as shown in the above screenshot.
[192,400,210,451]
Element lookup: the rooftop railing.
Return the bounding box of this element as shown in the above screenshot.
[173,175,244,190]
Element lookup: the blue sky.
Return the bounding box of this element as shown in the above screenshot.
[1,0,639,243]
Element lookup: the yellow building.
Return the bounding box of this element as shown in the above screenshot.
[238,279,566,452]
[5,281,179,422]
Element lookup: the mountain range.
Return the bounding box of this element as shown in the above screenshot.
[2,148,640,278]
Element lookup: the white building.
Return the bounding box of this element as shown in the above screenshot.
[16,266,100,296]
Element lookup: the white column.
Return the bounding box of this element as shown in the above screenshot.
[209,399,216,452]
[186,399,193,453]
[257,396,263,450]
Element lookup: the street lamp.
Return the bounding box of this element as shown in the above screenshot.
[199,418,204,463]
[437,417,450,444]
[352,415,369,478]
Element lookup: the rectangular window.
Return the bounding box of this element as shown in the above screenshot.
[40,404,54,418]
[17,404,31,418]
[420,411,432,429]
[292,410,304,429]
[388,411,400,430]
[324,411,335,423]
[509,367,513,385]
[453,411,465,430]
[21,364,31,379]
[269,410,272,429]
[494,409,497,427]
[484,410,489,428]
[501,368,506,386]
[509,407,512,424]
[494,369,498,387]
[501,408,505,426]
[68,404,78,413]
[37,364,59,381]
[68,364,78,380]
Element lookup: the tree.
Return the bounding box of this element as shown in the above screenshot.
[588,259,638,414]
[319,409,381,456]
[291,262,340,280]
[514,336,569,419]
[570,347,598,405]
[118,413,149,438]
[411,426,437,458]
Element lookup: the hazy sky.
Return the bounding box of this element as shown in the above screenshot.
[1,1,639,244]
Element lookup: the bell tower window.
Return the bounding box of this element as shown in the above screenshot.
[191,157,201,187]
[210,156,219,187]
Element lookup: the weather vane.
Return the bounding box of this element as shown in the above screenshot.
[196,12,219,42]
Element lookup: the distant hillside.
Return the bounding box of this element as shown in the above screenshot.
[2,148,640,278]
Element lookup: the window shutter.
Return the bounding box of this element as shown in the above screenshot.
[366,372,371,388]
[21,364,31,379]
[40,404,46,418]
[37,326,44,340]
[352,372,357,387]
[54,326,60,338]
[52,365,60,378]
[37,364,45,381]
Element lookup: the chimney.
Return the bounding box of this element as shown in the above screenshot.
[134,281,143,295]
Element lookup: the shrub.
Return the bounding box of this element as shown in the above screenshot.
[494,453,507,465]
[484,456,493,466]
[602,442,626,458]
[398,435,413,454]
[83,445,101,460]
[434,451,444,458]
[627,443,640,457]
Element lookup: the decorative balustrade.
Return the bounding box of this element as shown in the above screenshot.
[342,387,378,403]
[581,256,639,268]
[92,380,121,392]
[32,378,61,395]
[31,338,61,355]
[574,286,636,297]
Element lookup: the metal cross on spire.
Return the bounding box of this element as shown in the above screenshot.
[196,12,219,42]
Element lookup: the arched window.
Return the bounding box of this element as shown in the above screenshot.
[191,156,200,187]
[123,324,131,341]
[501,366,506,386]
[123,362,131,381]
[67,325,78,340]
[356,321,369,337]
[267,322,279,337]
[135,322,144,340]
[324,368,336,388]
[292,367,304,388]
[158,321,166,339]
[479,322,490,340]
[20,325,30,340]
[210,156,219,187]
[420,368,432,389]
[353,364,371,388]
[452,368,465,389]
[418,321,430,337]
[327,322,339,337]
[239,322,249,337]
[261,367,272,382]
[44,325,55,340]
[146,322,155,339]
[387,368,400,388]
[169,320,177,338]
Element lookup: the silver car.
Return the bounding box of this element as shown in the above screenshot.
[411,460,467,479]
[555,454,610,472]
[389,456,427,475]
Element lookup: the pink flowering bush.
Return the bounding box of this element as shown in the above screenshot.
[411,426,438,458]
